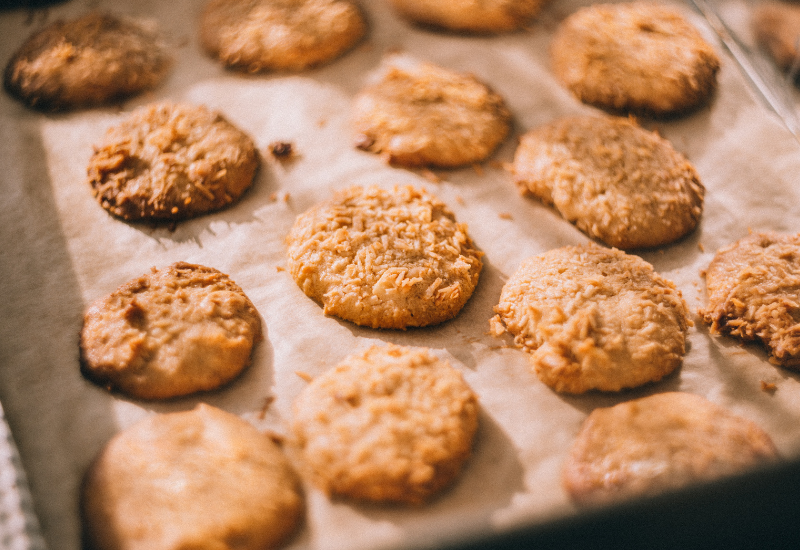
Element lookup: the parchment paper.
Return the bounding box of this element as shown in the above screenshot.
[3,1,800,549]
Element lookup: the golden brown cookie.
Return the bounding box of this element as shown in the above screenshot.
[3,12,171,111]
[490,244,690,394]
[286,185,483,329]
[752,2,800,72]
[386,0,547,33]
[700,232,800,368]
[352,54,511,168]
[81,404,304,550]
[291,344,479,504]
[550,2,720,116]
[87,102,259,222]
[512,115,705,249]
[199,0,366,72]
[562,392,779,506]
[80,262,262,400]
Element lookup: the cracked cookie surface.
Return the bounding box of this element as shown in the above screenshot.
[512,115,704,249]
[550,2,720,116]
[87,102,259,222]
[286,185,483,329]
[700,232,800,368]
[4,12,171,111]
[291,344,479,504]
[80,262,262,400]
[491,244,689,393]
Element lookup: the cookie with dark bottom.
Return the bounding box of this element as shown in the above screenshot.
[286,185,483,329]
[550,2,720,116]
[87,102,259,222]
[700,232,800,368]
[82,404,304,550]
[199,0,366,72]
[562,392,779,506]
[4,12,171,111]
[491,244,690,393]
[291,344,479,504]
[80,262,262,400]
[512,115,704,249]
[352,54,511,168]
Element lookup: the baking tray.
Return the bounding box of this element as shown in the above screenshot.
[3,0,800,549]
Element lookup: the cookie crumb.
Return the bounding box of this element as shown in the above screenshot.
[455,195,465,205]
[420,168,442,183]
[295,370,314,382]
[276,266,285,272]
[472,163,484,176]
[269,141,295,160]
[257,395,276,419]
[761,380,778,394]
[499,212,513,220]
[698,242,705,252]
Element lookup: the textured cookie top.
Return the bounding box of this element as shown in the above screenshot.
[550,2,720,116]
[286,185,483,329]
[291,344,479,504]
[80,262,262,400]
[352,54,511,167]
[387,0,547,33]
[752,2,800,71]
[3,12,171,111]
[491,244,690,393]
[700,232,800,368]
[199,0,366,72]
[562,392,779,506]
[87,102,259,222]
[512,115,705,249]
[82,404,304,550]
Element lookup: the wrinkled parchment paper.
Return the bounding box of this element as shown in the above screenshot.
[3,1,800,549]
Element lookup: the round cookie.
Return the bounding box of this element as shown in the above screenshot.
[562,392,779,506]
[286,185,483,329]
[700,232,800,368]
[80,262,262,400]
[512,115,705,249]
[386,0,547,33]
[550,2,720,116]
[81,404,304,550]
[291,344,479,504]
[87,102,259,222]
[199,0,366,72]
[752,2,800,72]
[490,244,690,394]
[352,54,511,168]
[3,12,171,111]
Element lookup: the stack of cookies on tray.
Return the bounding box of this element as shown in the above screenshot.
[3,0,795,548]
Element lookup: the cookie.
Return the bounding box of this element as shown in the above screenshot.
[199,0,366,72]
[752,2,800,72]
[3,12,171,111]
[512,115,705,249]
[386,0,547,33]
[490,244,690,394]
[286,185,483,329]
[562,392,779,506]
[87,102,259,222]
[550,2,720,116]
[291,344,479,504]
[700,232,800,368]
[81,404,304,550]
[352,54,511,168]
[80,262,262,400]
